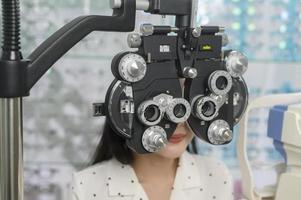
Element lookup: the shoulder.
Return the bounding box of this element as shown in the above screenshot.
[71,158,139,199]
[72,160,111,189]
[71,159,116,199]
[74,159,111,179]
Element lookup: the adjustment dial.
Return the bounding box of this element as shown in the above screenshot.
[142,126,168,152]
[225,51,248,78]
[208,120,233,145]
[118,53,147,82]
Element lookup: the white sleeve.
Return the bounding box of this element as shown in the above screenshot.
[70,172,81,200]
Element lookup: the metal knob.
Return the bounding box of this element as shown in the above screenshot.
[226,51,248,77]
[183,67,198,78]
[127,60,145,77]
[140,24,154,36]
[127,33,142,48]
[192,27,202,38]
[153,94,173,109]
[208,120,233,145]
[153,134,166,149]
[118,53,147,82]
[142,126,168,152]
[209,93,228,108]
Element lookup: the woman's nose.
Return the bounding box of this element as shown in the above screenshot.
[177,121,185,128]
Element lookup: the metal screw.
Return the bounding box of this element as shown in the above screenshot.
[192,27,202,38]
[140,24,154,36]
[183,67,198,78]
[127,33,142,48]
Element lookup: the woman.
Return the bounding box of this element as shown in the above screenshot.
[71,79,234,200]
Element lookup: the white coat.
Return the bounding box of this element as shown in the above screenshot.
[71,151,234,200]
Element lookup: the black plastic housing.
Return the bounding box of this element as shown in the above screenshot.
[148,0,191,15]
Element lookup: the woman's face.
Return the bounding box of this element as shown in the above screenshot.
[155,78,195,159]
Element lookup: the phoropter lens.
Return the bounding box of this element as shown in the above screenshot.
[216,76,228,90]
[137,100,163,126]
[144,105,160,122]
[202,101,216,117]
[173,104,187,118]
[192,95,219,121]
[165,98,191,123]
[208,70,233,96]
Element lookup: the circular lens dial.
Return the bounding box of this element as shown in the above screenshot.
[192,95,219,121]
[208,70,233,96]
[118,53,147,82]
[137,100,163,126]
[165,98,191,123]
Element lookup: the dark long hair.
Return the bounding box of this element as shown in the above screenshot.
[90,118,198,165]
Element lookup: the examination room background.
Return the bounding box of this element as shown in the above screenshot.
[2,0,301,199]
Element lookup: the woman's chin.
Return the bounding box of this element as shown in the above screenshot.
[156,140,188,159]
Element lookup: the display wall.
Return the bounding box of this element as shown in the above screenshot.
[2,0,300,199]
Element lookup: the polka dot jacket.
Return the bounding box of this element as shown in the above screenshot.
[70,151,234,200]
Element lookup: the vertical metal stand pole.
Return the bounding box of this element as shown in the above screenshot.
[0,98,24,200]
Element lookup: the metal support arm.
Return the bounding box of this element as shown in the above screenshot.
[27,0,136,90]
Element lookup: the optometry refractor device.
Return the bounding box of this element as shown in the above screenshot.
[92,0,249,153]
[0,0,248,199]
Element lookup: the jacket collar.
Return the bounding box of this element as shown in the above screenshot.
[107,151,202,197]
[174,151,202,189]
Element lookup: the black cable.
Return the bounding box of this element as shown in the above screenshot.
[1,0,22,60]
